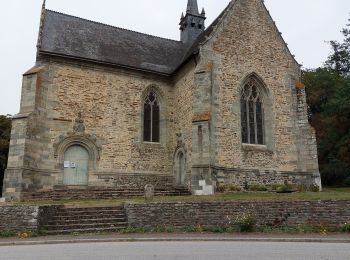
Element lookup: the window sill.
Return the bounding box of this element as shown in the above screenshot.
[143,141,161,145]
[242,143,271,152]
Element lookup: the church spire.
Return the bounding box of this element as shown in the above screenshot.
[37,0,47,49]
[186,0,199,15]
[180,0,206,45]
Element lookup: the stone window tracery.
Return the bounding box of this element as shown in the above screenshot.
[143,92,160,142]
[241,78,265,145]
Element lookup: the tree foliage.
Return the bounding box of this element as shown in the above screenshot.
[303,17,350,186]
[0,115,11,194]
[325,18,350,76]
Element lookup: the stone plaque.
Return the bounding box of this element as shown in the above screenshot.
[192,112,211,123]
[144,184,155,202]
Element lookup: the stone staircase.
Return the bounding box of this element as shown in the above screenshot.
[44,206,128,235]
[24,186,191,201]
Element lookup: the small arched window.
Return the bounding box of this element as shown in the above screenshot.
[241,77,265,145]
[143,92,160,142]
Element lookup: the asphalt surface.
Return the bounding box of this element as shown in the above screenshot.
[1,233,350,246]
[0,241,349,260]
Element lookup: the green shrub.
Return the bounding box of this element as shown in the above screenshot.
[341,223,350,232]
[0,230,16,237]
[234,213,257,232]
[216,183,242,193]
[270,184,283,190]
[193,224,203,233]
[202,226,226,233]
[228,184,242,192]
[38,227,48,236]
[344,177,350,187]
[248,184,268,192]
[119,227,147,234]
[276,182,297,193]
[260,225,316,234]
[216,183,226,193]
[297,184,307,192]
[182,226,195,232]
[154,225,175,233]
[321,162,350,186]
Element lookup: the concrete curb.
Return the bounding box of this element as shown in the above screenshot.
[1,237,350,246]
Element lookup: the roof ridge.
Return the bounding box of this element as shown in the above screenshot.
[46,9,183,44]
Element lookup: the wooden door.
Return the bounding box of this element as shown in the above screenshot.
[63,145,89,185]
[176,152,185,185]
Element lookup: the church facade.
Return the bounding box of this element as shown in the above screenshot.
[3,0,321,200]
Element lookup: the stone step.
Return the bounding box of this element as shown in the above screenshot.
[52,214,126,221]
[45,227,126,235]
[46,222,127,231]
[58,207,124,212]
[24,187,191,201]
[50,217,127,224]
[44,206,128,234]
[53,207,125,217]
[55,210,126,215]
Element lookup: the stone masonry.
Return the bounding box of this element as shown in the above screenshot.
[0,206,40,232]
[125,200,350,230]
[1,200,349,233]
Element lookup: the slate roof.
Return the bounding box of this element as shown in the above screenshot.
[39,10,190,75]
[38,1,299,76]
[38,1,235,76]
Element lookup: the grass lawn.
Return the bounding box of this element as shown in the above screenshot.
[13,187,350,208]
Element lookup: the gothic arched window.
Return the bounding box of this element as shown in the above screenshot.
[241,78,265,145]
[143,92,160,142]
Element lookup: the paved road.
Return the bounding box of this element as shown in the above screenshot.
[0,241,348,260]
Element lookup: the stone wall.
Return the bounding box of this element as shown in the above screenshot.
[47,60,176,176]
[172,62,195,185]
[1,200,349,233]
[0,206,39,232]
[4,56,195,199]
[95,173,175,189]
[125,200,350,229]
[212,168,320,190]
[200,0,319,178]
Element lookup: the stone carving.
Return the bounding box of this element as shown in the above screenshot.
[73,112,85,133]
[176,132,183,147]
[144,184,155,202]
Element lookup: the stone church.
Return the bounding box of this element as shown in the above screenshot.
[3,0,321,200]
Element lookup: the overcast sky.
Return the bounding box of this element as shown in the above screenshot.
[0,0,349,115]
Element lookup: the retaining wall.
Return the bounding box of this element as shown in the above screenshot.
[0,206,40,232]
[125,200,350,229]
[1,200,349,233]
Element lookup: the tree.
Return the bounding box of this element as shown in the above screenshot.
[0,115,11,195]
[303,16,350,186]
[326,18,350,75]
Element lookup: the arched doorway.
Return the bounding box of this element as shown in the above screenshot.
[175,151,186,185]
[63,145,89,185]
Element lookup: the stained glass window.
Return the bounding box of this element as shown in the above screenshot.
[241,78,264,145]
[143,92,160,142]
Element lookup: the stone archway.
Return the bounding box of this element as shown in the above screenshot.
[174,149,186,186]
[53,113,102,186]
